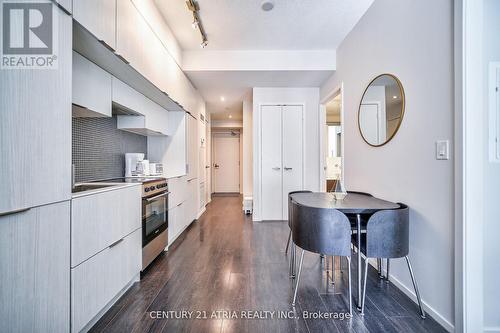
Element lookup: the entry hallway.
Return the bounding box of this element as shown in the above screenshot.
[91,196,446,333]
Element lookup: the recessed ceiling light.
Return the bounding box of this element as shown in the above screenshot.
[393,95,398,99]
[261,1,274,11]
[220,96,225,102]
[229,114,233,119]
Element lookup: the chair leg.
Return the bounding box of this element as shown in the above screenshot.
[361,258,369,315]
[285,230,291,254]
[292,250,305,307]
[377,258,383,279]
[289,242,296,278]
[347,257,352,316]
[405,256,426,319]
[385,258,390,282]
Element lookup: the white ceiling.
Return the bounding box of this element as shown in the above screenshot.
[155,0,374,50]
[185,70,334,114]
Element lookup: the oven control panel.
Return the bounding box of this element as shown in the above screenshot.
[143,180,168,197]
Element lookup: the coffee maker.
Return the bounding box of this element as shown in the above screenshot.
[125,153,150,177]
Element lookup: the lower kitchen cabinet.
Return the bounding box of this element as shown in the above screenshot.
[0,201,70,333]
[71,185,141,267]
[71,229,141,333]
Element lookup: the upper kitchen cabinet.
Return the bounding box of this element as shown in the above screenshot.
[72,52,112,117]
[0,7,72,214]
[73,0,116,51]
[116,0,145,69]
[113,77,169,135]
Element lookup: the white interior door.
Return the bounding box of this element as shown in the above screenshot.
[359,103,380,144]
[261,105,283,220]
[282,105,303,219]
[213,134,240,193]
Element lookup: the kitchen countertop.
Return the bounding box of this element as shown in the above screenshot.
[71,182,142,199]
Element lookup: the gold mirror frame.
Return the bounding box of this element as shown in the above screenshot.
[357,73,406,147]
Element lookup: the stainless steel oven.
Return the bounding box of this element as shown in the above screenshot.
[141,179,169,270]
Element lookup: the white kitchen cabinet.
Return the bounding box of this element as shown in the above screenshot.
[187,114,199,180]
[148,111,187,178]
[72,51,112,117]
[0,201,70,333]
[113,77,169,135]
[167,176,188,209]
[71,185,141,267]
[168,201,186,245]
[186,177,198,222]
[261,105,304,220]
[73,0,116,50]
[71,229,141,333]
[116,0,144,69]
[0,8,72,215]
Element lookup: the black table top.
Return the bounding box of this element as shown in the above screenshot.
[290,192,399,214]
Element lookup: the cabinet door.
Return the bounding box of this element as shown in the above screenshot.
[261,105,283,220]
[168,206,179,244]
[71,229,141,333]
[72,51,112,117]
[282,105,304,219]
[116,0,143,68]
[0,8,71,214]
[73,0,116,50]
[187,115,199,179]
[0,201,70,333]
[71,185,141,267]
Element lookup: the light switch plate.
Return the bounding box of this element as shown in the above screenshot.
[436,140,450,160]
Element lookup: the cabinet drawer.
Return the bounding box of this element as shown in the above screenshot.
[71,229,141,333]
[71,185,141,267]
[168,176,187,209]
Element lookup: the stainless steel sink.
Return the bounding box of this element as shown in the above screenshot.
[72,184,115,193]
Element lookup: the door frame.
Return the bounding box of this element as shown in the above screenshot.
[211,131,241,194]
[454,0,485,331]
[257,104,305,221]
[319,82,345,192]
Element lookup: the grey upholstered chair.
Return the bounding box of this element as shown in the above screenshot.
[357,203,425,318]
[285,190,312,254]
[290,200,352,315]
[286,191,312,279]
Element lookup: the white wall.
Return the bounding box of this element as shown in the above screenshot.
[242,93,253,200]
[321,0,454,330]
[483,0,500,329]
[252,87,320,221]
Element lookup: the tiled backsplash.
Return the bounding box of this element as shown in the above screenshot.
[72,116,147,182]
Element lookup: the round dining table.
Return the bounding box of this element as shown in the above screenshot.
[290,192,400,310]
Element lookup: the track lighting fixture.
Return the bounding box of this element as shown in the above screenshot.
[186,0,208,48]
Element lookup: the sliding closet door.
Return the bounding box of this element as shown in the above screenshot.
[282,105,303,219]
[261,105,283,220]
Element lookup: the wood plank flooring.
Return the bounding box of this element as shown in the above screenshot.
[90,195,446,333]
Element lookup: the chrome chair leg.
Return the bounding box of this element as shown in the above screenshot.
[292,250,305,306]
[285,230,291,254]
[347,257,352,316]
[289,242,296,278]
[386,258,390,282]
[361,258,369,315]
[405,256,426,319]
[377,258,383,279]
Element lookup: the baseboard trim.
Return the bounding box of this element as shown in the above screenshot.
[367,259,454,332]
[484,327,500,332]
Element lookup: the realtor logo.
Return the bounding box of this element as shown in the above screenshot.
[1,0,58,69]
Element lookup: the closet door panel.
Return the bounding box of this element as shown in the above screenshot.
[261,105,283,220]
[282,105,304,219]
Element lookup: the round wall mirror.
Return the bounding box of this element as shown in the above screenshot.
[358,74,405,146]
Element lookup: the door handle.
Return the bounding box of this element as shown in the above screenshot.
[109,238,124,248]
[284,167,293,171]
[272,167,281,170]
[214,164,219,169]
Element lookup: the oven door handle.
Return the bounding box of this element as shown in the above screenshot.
[145,192,170,202]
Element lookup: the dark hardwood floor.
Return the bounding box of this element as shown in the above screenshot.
[91,195,446,333]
